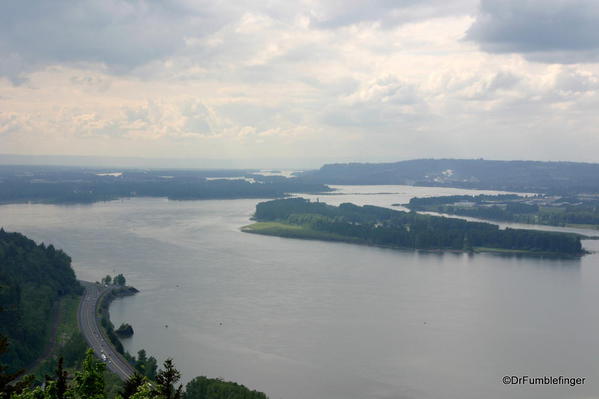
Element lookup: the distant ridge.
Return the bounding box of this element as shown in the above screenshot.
[299,159,599,194]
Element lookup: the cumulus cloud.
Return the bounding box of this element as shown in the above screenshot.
[321,76,427,129]
[0,112,20,135]
[0,0,476,84]
[466,0,599,63]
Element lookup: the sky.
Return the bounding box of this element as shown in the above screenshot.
[2,0,599,168]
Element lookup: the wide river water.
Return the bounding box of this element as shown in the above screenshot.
[2,185,599,399]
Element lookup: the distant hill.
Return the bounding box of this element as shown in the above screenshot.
[299,159,599,194]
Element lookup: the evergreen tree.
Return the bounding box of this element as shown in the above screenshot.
[154,359,182,399]
[120,373,145,399]
[54,358,68,399]
[113,274,126,287]
[0,334,32,399]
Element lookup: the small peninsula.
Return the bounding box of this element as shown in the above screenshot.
[242,198,586,256]
[405,194,599,229]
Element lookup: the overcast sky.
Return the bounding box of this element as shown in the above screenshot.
[2,0,599,168]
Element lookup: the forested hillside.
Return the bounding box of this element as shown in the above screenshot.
[0,229,82,371]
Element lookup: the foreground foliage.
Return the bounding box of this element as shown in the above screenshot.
[2,348,268,399]
[185,377,268,399]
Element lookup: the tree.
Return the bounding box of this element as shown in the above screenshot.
[131,350,157,380]
[154,359,182,399]
[185,376,268,399]
[137,350,147,365]
[144,356,158,380]
[102,275,112,285]
[54,357,68,399]
[128,382,156,399]
[72,350,105,399]
[0,334,32,399]
[120,373,145,399]
[113,274,126,287]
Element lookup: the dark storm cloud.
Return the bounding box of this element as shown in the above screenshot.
[466,0,599,63]
[0,0,233,83]
[310,0,475,29]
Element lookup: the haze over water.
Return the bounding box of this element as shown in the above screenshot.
[1,186,598,399]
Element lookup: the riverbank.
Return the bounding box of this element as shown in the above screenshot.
[97,285,139,356]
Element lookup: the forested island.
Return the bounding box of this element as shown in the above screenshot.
[0,166,329,204]
[406,194,599,229]
[298,159,599,194]
[242,198,585,256]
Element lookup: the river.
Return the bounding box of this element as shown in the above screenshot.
[1,185,598,399]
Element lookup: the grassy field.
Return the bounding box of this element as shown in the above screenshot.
[472,247,579,257]
[55,295,81,347]
[241,222,357,242]
[565,223,599,230]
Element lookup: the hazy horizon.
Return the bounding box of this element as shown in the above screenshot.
[2,153,599,171]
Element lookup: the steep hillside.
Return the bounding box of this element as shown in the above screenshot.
[0,229,82,371]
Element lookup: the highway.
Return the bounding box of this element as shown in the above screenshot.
[77,281,136,381]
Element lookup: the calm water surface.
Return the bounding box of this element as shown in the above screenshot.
[1,186,598,399]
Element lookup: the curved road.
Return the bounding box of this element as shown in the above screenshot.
[77,281,135,380]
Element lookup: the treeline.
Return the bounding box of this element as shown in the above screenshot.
[408,194,522,208]
[408,194,599,227]
[124,350,157,380]
[0,229,82,371]
[0,166,329,204]
[101,274,127,286]
[252,198,584,255]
